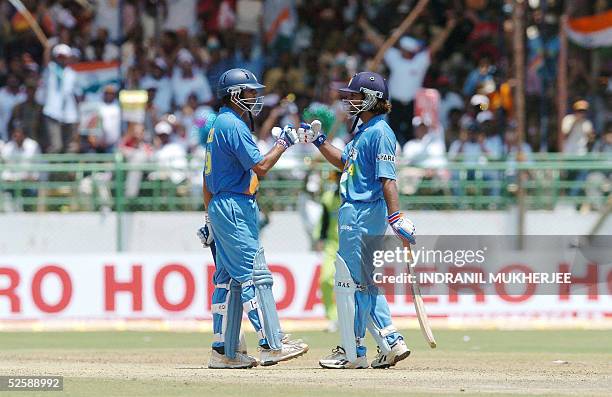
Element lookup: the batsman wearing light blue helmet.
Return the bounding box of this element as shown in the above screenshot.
[300,72,416,369]
[196,68,308,368]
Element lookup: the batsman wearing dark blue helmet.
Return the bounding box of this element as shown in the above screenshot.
[300,72,416,369]
[196,68,308,368]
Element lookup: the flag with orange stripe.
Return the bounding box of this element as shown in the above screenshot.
[566,10,612,48]
[263,0,296,45]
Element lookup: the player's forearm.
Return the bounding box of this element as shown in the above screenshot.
[382,178,401,214]
[317,141,345,170]
[252,144,285,177]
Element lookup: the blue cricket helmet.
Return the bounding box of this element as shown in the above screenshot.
[217,68,265,117]
[339,71,389,101]
[339,72,389,116]
[216,68,265,99]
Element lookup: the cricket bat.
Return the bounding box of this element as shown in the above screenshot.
[405,243,437,348]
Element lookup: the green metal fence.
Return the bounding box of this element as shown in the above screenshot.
[0,153,610,213]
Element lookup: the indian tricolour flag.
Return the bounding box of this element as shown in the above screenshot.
[71,61,121,101]
[566,10,612,48]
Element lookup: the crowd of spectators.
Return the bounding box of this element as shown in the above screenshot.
[0,0,610,207]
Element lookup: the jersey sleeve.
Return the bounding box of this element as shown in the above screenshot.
[229,123,264,171]
[375,130,397,180]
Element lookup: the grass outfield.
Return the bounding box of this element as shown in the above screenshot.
[0,329,610,396]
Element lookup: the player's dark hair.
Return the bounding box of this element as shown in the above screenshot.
[221,95,232,106]
[221,90,247,107]
[371,99,392,115]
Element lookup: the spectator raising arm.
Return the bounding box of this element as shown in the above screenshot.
[359,17,385,48]
[428,14,457,57]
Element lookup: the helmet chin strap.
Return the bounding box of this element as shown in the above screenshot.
[248,111,255,132]
[349,113,361,134]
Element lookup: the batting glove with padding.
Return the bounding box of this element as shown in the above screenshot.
[196,213,214,248]
[298,120,327,147]
[388,211,416,245]
[276,124,299,149]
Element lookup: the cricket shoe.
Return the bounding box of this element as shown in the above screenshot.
[281,333,305,346]
[260,341,309,366]
[318,346,368,369]
[208,349,259,369]
[370,338,411,369]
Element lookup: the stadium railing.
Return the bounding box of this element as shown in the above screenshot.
[0,153,610,213]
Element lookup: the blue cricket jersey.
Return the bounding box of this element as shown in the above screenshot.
[340,115,397,202]
[204,107,264,195]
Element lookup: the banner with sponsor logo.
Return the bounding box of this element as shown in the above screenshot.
[0,248,610,321]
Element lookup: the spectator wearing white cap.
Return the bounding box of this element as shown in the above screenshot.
[141,58,173,114]
[360,14,457,146]
[460,93,490,130]
[470,94,490,111]
[171,49,213,109]
[562,100,594,155]
[149,121,188,185]
[39,44,80,153]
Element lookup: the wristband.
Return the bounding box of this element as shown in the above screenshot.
[387,211,401,225]
[275,138,289,149]
[313,133,327,148]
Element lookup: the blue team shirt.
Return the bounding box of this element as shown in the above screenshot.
[204,107,264,195]
[340,115,397,202]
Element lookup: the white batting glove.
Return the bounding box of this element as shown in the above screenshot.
[196,213,214,248]
[276,124,298,149]
[299,120,327,147]
[271,126,282,139]
[388,211,416,245]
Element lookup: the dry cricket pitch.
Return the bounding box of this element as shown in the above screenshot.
[0,329,610,396]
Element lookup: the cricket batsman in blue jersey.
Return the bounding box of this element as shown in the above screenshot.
[300,72,416,369]
[196,68,308,369]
